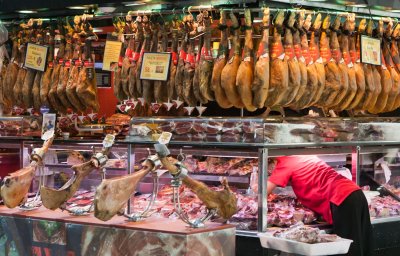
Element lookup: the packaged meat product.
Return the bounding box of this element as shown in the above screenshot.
[174,122,193,134]
[222,122,243,134]
[192,122,206,133]
[158,122,174,132]
[206,134,221,142]
[192,132,206,141]
[221,133,241,143]
[205,121,223,134]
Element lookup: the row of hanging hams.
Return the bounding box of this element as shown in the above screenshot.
[113,8,400,114]
[0,16,100,114]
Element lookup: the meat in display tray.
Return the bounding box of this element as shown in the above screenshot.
[258,232,352,256]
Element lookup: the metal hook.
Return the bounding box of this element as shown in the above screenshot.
[188,6,193,16]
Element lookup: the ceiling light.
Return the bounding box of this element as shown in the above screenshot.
[125,1,146,6]
[98,7,116,13]
[347,4,368,7]
[307,0,327,2]
[392,9,400,13]
[18,10,38,14]
[68,6,88,10]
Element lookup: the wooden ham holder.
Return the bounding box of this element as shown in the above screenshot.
[1,136,54,209]
[154,143,237,227]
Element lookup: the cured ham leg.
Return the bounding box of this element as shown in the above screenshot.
[252,8,270,108]
[317,15,341,108]
[347,16,366,110]
[290,11,308,109]
[354,19,376,111]
[183,17,198,106]
[175,21,189,101]
[167,24,179,100]
[128,17,143,99]
[221,12,244,108]
[94,160,156,221]
[264,10,288,107]
[281,11,301,106]
[308,14,326,106]
[3,37,19,108]
[48,38,66,112]
[66,43,86,113]
[199,11,215,102]
[41,147,111,210]
[371,20,393,113]
[76,39,100,112]
[193,15,207,104]
[154,144,237,220]
[154,23,169,103]
[236,9,256,111]
[387,23,400,111]
[212,10,232,109]
[13,44,27,107]
[1,137,54,208]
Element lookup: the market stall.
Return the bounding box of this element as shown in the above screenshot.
[1,0,400,255]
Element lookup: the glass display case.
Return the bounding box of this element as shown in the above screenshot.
[3,116,400,239]
[0,116,42,137]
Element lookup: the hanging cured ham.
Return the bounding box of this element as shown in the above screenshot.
[290,11,308,109]
[252,8,270,108]
[308,14,326,106]
[346,15,366,110]
[221,12,244,108]
[264,10,288,107]
[199,11,215,102]
[317,15,341,108]
[211,10,233,109]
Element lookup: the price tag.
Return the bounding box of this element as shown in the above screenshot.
[158,132,172,144]
[41,130,54,141]
[103,134,115,148]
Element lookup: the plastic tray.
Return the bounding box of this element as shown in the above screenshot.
[258,232,352,256]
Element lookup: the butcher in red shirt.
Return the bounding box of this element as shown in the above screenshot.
[267,155,373,256]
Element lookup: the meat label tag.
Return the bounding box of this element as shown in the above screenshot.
[342,51,351,65]
[284,45,295,60]
[309,45,320,62]
[185,54,195,67]
[201,47,213,61]
[179,49,187,61]
[348,62,354,68]
[257,43,268,58]
[261,52,269,59]
[244,56,251,62]
[302,48,312,65]
[320,47,332,63]
[331,49,342,63]
[132,52,140,62]
[293,44,302,59]
[299,56,306,63]
[339,58,345,64]
[158,132,172,144]
[103,134,115,148]
[270,42,284,60]
[228,56,235,64]
[171,52,178,65]
[316,57,323,64]
[48,62,54,68]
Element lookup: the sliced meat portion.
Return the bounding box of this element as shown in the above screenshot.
[252,8,270,108]
[221,12,244,108]
[265,10,288,107]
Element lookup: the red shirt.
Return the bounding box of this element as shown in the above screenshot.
[269,155,360,224]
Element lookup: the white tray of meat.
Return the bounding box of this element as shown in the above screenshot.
[258,223,352,256]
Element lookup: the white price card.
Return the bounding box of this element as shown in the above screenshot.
[103,134,115,148]
[158,132,172,145]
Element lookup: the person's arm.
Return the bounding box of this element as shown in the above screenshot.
[267,181,277,195]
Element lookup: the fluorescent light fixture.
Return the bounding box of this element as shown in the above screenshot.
[18,10,38,14]
[392,9,400,13]
[307,0,327,2]
[125,1,145,6]
[68,6,88,10]
[98,7,116,13]
[347,4,368,7]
